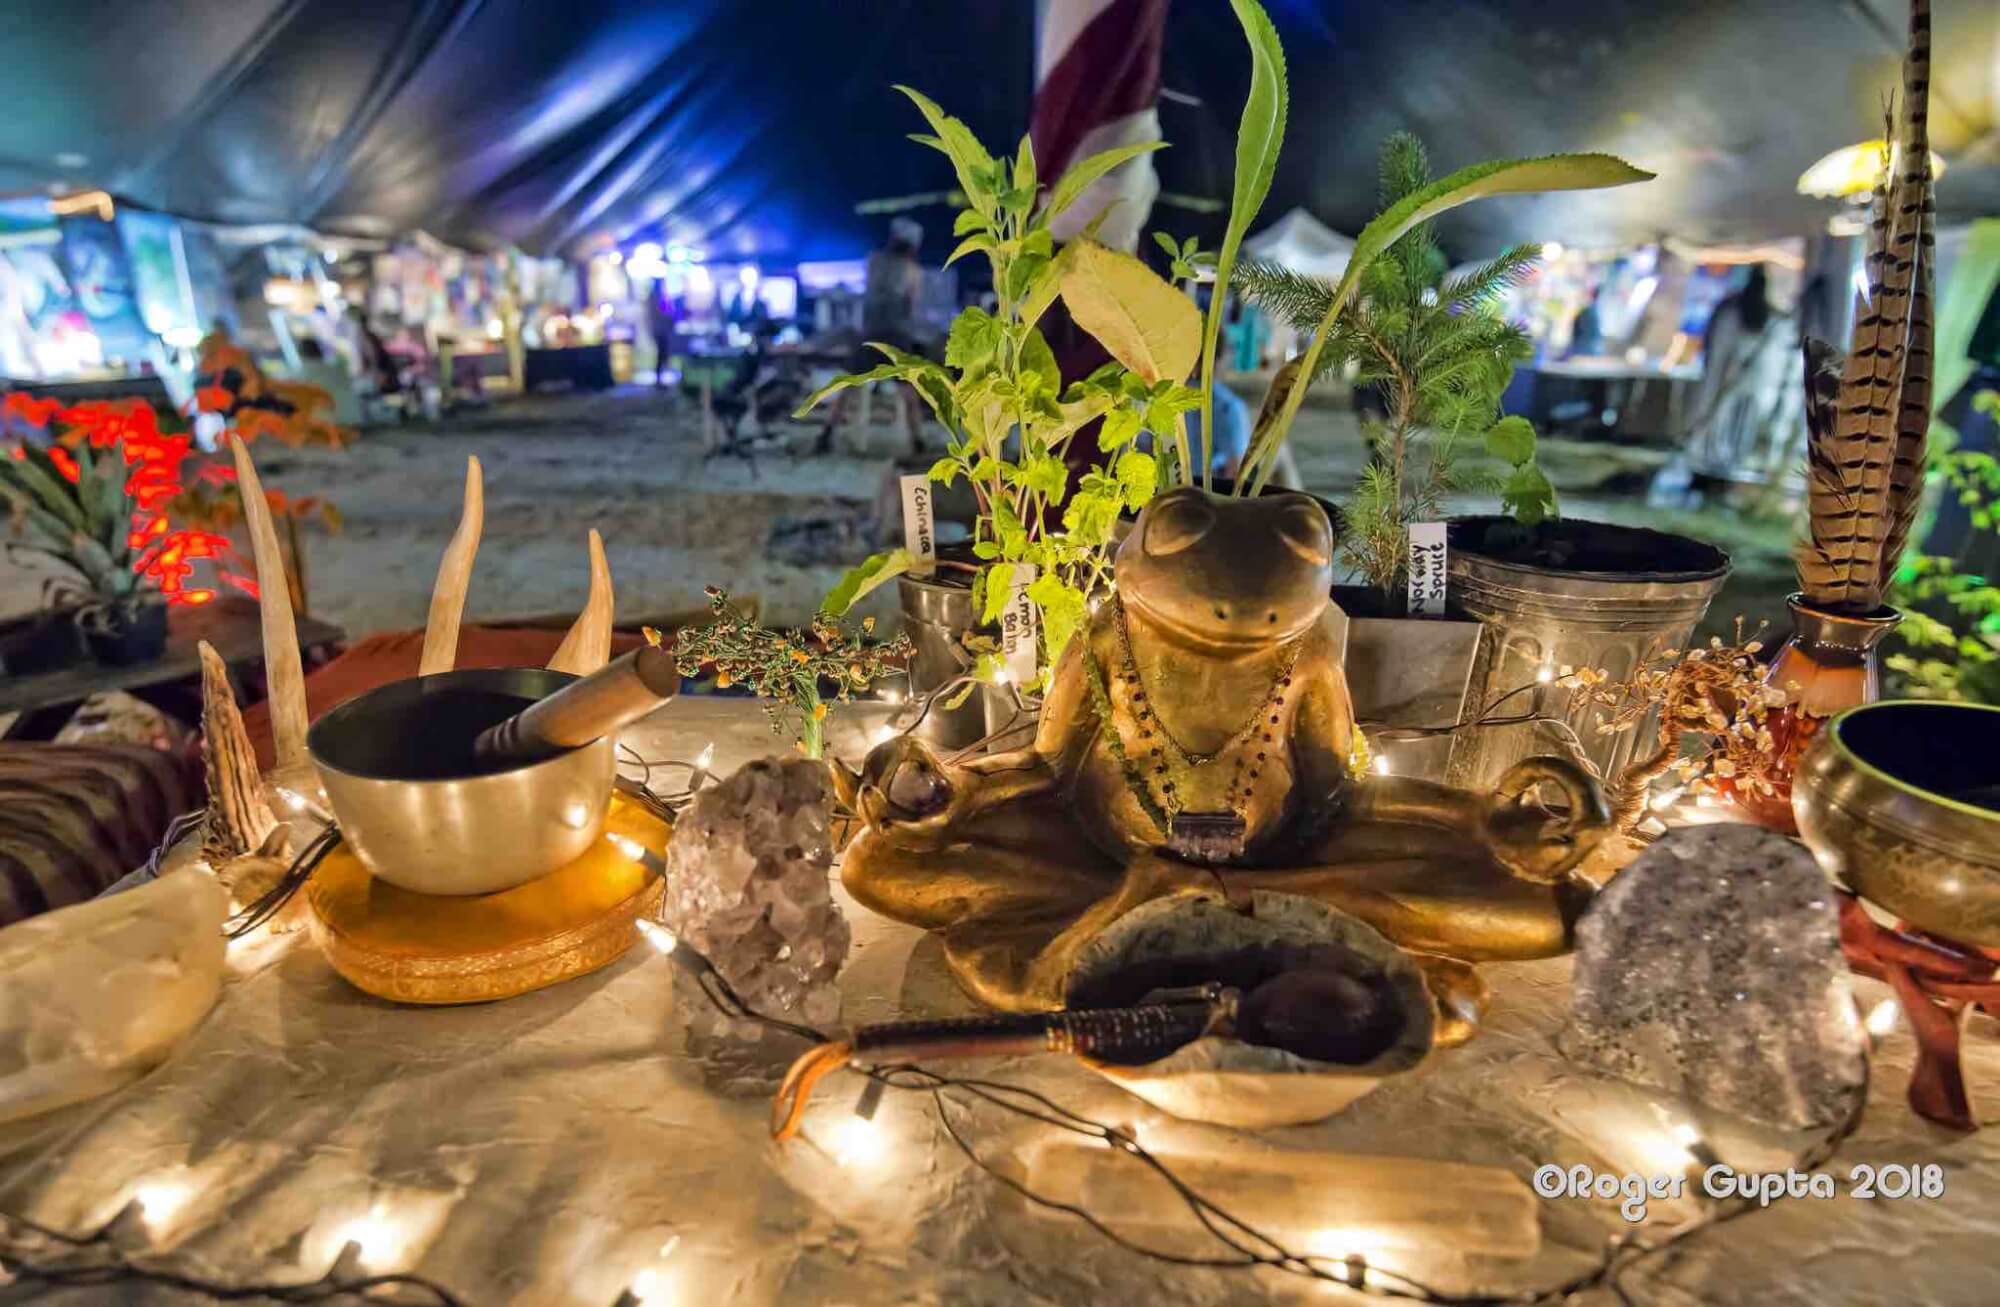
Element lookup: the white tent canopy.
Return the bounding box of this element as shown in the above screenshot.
[1242,207,1355,283]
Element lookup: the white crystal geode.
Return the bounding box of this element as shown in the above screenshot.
[661,757,848,1032]
[0,870,227,1123]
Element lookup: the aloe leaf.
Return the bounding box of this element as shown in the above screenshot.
[1244,151,1652,494]
[1197,0,1288,490]
[6,451,87,532]
[821,548,914,616]
[1044,140,1166,223]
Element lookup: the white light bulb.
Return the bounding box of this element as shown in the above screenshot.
[635,919,678,955]
[1865,999,1900,1037]
[694,743,716,771]
[1536,665,1555,684]
[131,1177,193,1233]
[331,1210,401,1270]
[1541,241,1565,260]
[1372,755,1392,776]
[827,1116,886,1169]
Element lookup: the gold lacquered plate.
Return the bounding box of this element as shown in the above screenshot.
[307,796,668,1004]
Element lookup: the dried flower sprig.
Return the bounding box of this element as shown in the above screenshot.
[650,587,912,759]
[1558,619,1789,834]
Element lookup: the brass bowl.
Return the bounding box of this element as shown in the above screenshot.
[308,668,617,896]
[1794,700,2000,945]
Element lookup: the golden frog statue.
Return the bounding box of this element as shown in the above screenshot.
[835,488,1610,1041]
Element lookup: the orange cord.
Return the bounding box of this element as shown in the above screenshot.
[769,1040,853,1142]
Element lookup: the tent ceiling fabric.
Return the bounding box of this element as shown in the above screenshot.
[0,0,1992,262]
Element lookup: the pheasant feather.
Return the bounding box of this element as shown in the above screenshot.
[1799,0,1934,612]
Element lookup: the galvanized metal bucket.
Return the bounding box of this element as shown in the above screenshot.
[896,557,1019,751]
[1335,586,1481,782]
[1443,517,1729,794]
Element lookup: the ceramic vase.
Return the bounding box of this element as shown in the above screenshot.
[1732,592,1901,833]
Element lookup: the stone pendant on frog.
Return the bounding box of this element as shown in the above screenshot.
[834,488,1611,1042]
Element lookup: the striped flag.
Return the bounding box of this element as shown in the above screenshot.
[1032,0,1167,252]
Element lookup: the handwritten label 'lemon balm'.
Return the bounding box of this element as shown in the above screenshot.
[1407,521,1448,616]
[900,474,936,571]
[1001,564,1038,686]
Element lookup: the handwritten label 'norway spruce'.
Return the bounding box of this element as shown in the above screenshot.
[1407,522,1448,615]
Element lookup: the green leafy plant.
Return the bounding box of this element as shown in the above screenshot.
[1885,392,2000,703]
[0,441,153,610]
[1235,152,1652,498]
[803,0,1297,685]
[1237,133,1559,596]
[800,88,1175,679]
[656,588,913,759]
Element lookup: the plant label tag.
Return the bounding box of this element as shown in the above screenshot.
[900,475,936,572]
[1001,565,1038,686]
[1407,522,1448,616]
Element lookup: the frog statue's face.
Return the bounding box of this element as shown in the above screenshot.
[1114,488,1334,650]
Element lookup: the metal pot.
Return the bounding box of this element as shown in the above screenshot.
[1444,517,1729,793]
[1334,585,1480,782]
[896,550,1018,751]
[1794,700,2000,946]
[308,668,617,896]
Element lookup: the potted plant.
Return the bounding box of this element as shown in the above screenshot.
[1235,133,1565,776]
[1223,143,1658,788]
[801,90,1184,746]
[0,440,169,665]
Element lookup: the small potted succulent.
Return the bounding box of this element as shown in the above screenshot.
[0,440,170,667]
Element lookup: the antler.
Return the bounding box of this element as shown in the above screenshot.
[548,528,615,675]
[197,639,279,863]
[420,455,484,675]
[228,435,309,774]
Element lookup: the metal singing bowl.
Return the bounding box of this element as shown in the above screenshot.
[307,668,617,896]
[1794,700,2000,945]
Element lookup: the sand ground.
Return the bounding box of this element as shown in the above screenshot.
[1,385,1795,645]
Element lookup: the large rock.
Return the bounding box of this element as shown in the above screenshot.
[1561,823,1867,1130]
[0,870,228,1123]
[661,757,848,1033]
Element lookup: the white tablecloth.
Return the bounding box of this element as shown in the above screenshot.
[2,697,1995,1305]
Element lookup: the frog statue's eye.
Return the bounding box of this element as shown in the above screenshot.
[1142,491,1215,558]
[1276,496,1333,567]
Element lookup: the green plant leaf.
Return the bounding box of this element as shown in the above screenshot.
[1501,463,1558,526]
[981,561,1016,623]
[1152,231,1179,260]
[895,86,997,210]
[1197,0,1289,484]
[946,233,996,266]
[1018,325,1060,394]
[1058,240,1201,385]
[1027,571,1088,672]
[1045,140,1167,222]
[928,456,962,486]
[1116,449,1159,509]
[820,548,913,616]
[1485,415,1538,466]
[952,209,990,237]
[1013,134,1036,194]
[1244,150,1652,495]
[946,306,1003,373]
[1016,242,1073,329]
[1097,407,1143,451]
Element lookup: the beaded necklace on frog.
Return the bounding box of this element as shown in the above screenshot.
[1084,595,1307,857]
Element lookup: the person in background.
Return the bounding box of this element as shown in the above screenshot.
[1566,287,1605,358]
[820,218,930,455]
[350,308,403,398]
[287,338,363,427]
[646,282,683,388]
[1685,264,1795,477]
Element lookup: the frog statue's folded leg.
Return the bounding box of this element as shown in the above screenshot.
[837,619,1611,1033]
